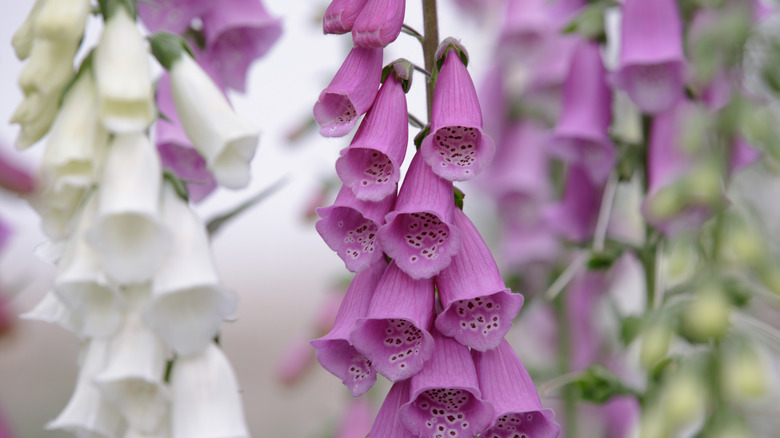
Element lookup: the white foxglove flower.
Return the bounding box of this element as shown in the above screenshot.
[29,182,86,239]
[47,339,126,438]
[169,343,249,438]
[34,0,91,43]
[11,0,48,60]
[21,290,83,334]
[125,421,170,438]
[10,91,59,149]
[94,5,155,133]
[55,193,125,338]
[95,284,170,434]
[169,53,258,189]
[145,185,235,356]
[87,132,170,283]
[18,38,77,96]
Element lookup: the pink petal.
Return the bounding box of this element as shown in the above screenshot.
[544,165,602,242]
[138,0,211,34]
[324,0,370,34]
[368,380,416,437]
[351,0,405,48]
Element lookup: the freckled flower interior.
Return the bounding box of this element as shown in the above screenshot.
[414,388,481,438]
[433,126,479,173]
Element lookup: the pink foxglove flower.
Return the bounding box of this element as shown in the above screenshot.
[498,0,582,60]
[399,328,494,438]
[550,41,616,184]
[351,0,405,48]
[311,260,386,396]
[729,137,761,176]
[472,339,560,438]
[350,262,435,381]
[335,74,408,201]
[377,152,463,279]
[544,165,602,243]
[483,121,551,201]
[435,209,524,352]
[0,148,34,194]
[613,0,685,114]
[324,0,369,34]
[200,0,282,92]
[276,336,316,385]
[138,0,211,33]
[313,47,383,137]
[335,398,374,438]
[315,185,394,273]
[565,271,608,370]
[421,46,495,181]
[369,380,416,438]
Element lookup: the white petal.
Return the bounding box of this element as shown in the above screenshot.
[170,344,249,438]
[12,91,59,149]
[34,0,91,42]
[11,0,48,60]
[88,133,170,284]
[18,38,77,96]
[94,7,155,133]
[169,54,258,189]
[20,290,83,334]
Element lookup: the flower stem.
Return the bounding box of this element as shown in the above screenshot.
[422,0,439,121]
[401,24,425,43]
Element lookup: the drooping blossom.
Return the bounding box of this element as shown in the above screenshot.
[324,0,370,34]
[350,262,435,381]
[565,271,610,370]
[138,0,212,34]
[336,73,409,201]
[334,398,374,438]
[497,0,582,62]
[351,0,405,48]
[435,208,524,352]
[311,260,387,396]
[313,47,383,137]
[368,380,416,437]
[544,165,603,243]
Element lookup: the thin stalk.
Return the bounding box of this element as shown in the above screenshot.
[593,171,618,253]
[554,295,578,438]
[401,24,425,43]
[422,0,439,121]
[408,113,425,129]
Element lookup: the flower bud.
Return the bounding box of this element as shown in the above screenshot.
[34,0,91,43]
[682,286,730,342]
[639,319,673,369]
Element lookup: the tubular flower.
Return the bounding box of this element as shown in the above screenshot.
[138,0,211,34]
[351,262,436,381]
[334,398,374,438]
[544,165,602,243]
[368,379,416,438]
[311,260,387,397]
[351,0,405,48]
[313,47,383,137]
[336,74,409,202]
[421,47,495,182]
[435,208,524,352]
[324,0,370,34]
[315,185,395,273]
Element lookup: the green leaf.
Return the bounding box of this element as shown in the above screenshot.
[620,316,643,345]
[414,125,430,150]
[206,178,288,236]
[571,365,638,404]
[453,187,465,210]
[163,171,190,202]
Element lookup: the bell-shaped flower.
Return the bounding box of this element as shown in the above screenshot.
[169,343,249,438]
[335,397,374,438]
[94,5,156,133]
[47,340,126,438]
[54,193,125,339]
[11,88,60,150]
[368,380,416,438]
[18,39,77,96]
[0,147,35,194]
[155,73,217,203]
[313,47,383,137]
[21,290,83,334]
[138,0,211,34]
[200,0,282,92]
[350,262,436,382]
[550,41,616,184]
[11,0,46,60]
[276,335,316,385]
[435,209,524,352]
[613,0,686,114]
[33,0,90,43]
[324,0,369,34]
[336,74,409,201]
[167,51,259,189]
[472,339,560,438]
[95,284,170,434]
[497,0,582,61]
[87,133,170,284]
[351,0,405,48]
[377,152,463,279]
[311,260,386,396]
[544,165,602,243]
[316,185,394,273]
[145,185,236,356]
[399,328,494,438]
[421,47,495,181]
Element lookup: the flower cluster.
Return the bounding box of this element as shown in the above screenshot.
[310,3,559,436]
[11,0,280,436]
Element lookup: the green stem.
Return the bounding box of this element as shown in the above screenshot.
[401,24,425,43]
[422,0,439,121]
[554,295,578,438]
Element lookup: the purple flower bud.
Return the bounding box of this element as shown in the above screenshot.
[399,328,494,437]
[435,209,524,352]
[311,260,386,396]
[351,0,405,48]
[421,49,495,181]
[336,74,408,201]
[350,262,436,381]
[544,165,602,243]
[315,184,395,273]
[485,122,551,201]
[472,339,560,438]
[551,41,616,184]
[324,0,370,34]
[335,398,374,438]
[201,0,282,92]
[377,152,463,279]
[613,0,685,114]
[138,0,211,34]
[369,379,416,438]
[314,47,383,138]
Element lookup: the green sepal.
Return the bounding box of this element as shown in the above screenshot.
[620,315,643,346]
[206,178,287,236]
[453,187,465,210]
[414,125,430,150]
[381,58,414,93]
[571,365,639,404]
[149,32,194,70]
[163,171,190,202]
[434,37,469,71]
[562,0,614,43]
[98,0,137,20]
[586,248,621,270]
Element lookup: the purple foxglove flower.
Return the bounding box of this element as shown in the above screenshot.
[138,0,212,34]
[324,0,370,34]
[311,260,386,396]
[276,336,315,385]
[544,165,602,242]
[435,208,524,352]
[613,0,685,114]
[501,220,561,269]
[603,395,640,438]
[483,122,551,201]
[316,185,395,273]
[399,328,494,438]
[0,149,34,194]
[550,41,616,184]
[421,49,495,181]
[350,262,436,381]
[368,379,416,438]
[478,65,508,142]
[335,398,374,438]
[200,0,282,92]
[335,74,408,201]
[377,152,463,279]
[472,339,560,438]
[313,47,383,137]
[498,0,583,60]
[565,271,608,370]
[351,0,405,48]
[729,137,761,176]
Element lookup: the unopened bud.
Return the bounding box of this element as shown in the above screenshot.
[682,287,731,341]
[663,371,706,426]
[640,320,673,369]
[723,345,768,401]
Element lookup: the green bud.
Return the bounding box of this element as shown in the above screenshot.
[640,320,673,369]
[682,286,731,342]
[722,344,768,401]
[682,164,722,205]
[646,186,684,220]
[662,370,707,426]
